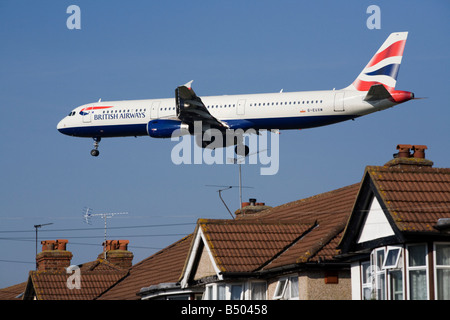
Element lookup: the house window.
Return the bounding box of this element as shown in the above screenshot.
[407,244,428,300]
[217,284,226,300]
[383,246,404,300]
[361,243,450,300]
[389,269,404,300]
[230,284,243,300]
[204,281,267,300]
[435,243,450,300]
[361,261,373,300]
[383,247,402,269]
[206,286,213,300]
[273,278,287,299]
[273,275,299,300]
[365,246,405,300]
[371,248,386,300]
[251,282,266,300]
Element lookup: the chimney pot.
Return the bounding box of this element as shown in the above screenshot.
[118,240,129,251]
[56,239,69,251]
[99,240,133,269]
[41,240,56,251]
[386,144,433,168]
[249,198,257,206]
[396,144,412,158]
[412,145,427,159]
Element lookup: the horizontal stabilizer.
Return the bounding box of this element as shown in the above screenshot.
[364,84,392,101]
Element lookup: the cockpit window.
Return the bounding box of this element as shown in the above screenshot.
[67,111,76,116]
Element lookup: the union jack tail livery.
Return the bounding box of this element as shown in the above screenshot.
[348,32,408,92]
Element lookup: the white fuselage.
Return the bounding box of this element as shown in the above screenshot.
[57,88,395,139]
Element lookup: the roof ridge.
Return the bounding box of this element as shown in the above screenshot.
[198,218,316,226]
[368,164,450,173]
[247,183,360,218]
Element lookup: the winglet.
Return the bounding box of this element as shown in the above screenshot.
[183,80,194,90]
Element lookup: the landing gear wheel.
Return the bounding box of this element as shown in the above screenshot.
[90,137,101,157]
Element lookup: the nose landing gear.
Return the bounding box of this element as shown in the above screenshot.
[90,137,101,157]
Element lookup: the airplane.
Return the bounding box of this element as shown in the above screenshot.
[57,32,415,157]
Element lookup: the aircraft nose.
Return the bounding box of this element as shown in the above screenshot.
[57,119,64,131]
[57,118,69,134]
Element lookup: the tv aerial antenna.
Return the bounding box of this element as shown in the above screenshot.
[34,222,53,270]
[82,207,128,253]
[206,185,254,219]
[227,148,266,211]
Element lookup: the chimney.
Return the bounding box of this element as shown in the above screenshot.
[98,240,133,269]
[235,198,271,218]
[386,144,433,168]
[36,239,72,272]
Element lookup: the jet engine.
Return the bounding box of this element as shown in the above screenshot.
[147,119,189,138]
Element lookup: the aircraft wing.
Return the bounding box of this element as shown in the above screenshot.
[175,81,229,130]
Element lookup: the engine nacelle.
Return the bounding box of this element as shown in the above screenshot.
[147,119,189,138]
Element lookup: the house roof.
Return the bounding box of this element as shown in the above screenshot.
[238,183,360,270]
[24,259,129,300]
[181,183,359,281]
[0,282,27,300]
[196,219,315,273]
[97,234,193,300]
[366,163,450,233]
[339,157,450,254]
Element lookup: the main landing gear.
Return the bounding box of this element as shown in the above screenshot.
[90,137,101,157]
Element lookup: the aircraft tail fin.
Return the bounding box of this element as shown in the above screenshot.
[346,32,408,92]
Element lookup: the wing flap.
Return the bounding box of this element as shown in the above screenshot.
[175,81,228,129]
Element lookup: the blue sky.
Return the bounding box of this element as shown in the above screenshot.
[0,1,449,289]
